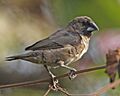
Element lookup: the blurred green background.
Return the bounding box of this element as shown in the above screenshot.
[0,0,120,96]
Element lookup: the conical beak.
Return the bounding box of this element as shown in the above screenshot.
[87,22,99,32]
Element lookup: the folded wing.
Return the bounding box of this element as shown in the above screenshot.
[25,30,82,51]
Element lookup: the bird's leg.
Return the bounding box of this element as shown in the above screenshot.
[44,65,59,91]
[58,61,77,80]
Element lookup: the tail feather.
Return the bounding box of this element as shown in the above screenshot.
[6,55,22,61]
[6,53,32,61]
[6,51,40,62]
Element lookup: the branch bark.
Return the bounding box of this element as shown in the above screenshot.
[0,65,106,89]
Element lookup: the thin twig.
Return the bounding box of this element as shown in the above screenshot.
[43,87,51,96]
[91,79,120,96]
[57,65,106,79]
[55,79,120,96]
[57,85,71,96]
[0,65,106,89]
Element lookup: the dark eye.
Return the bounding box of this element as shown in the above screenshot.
[82,21,88,26]
[84,21,90,26]
[82,21,86,25]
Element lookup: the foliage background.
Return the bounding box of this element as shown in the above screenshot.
[0,0,120,96]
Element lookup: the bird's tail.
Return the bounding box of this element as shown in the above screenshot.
[6,52,33,61]
[6,51,42,64]
[6,56,20,61]
[6,55,28,61]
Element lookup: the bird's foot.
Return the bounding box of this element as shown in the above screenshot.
[49,75,59,91]
[68,69,77,80]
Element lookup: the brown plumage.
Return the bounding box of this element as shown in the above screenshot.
[6,16,99,90]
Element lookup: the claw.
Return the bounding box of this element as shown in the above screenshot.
[68,69,77,80]
[49,75,59,91]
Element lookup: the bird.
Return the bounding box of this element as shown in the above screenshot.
[6,16,99,90]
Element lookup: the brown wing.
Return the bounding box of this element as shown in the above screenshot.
[25,30,82,51]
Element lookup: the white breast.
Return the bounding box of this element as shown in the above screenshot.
[74,35,90,61]
[65,35,90,66]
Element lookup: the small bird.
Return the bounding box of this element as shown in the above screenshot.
[6,16,99,90]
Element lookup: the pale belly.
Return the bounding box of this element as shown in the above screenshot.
[65,47,88,66]
[74,46,88,62]
[66,35,89,65]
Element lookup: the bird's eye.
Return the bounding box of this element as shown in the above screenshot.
[84,21,90,26]
[82,21,88,26]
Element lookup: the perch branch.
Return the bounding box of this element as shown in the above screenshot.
[0,65,106,89]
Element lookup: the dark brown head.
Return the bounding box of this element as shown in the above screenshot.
[67,16,99,37]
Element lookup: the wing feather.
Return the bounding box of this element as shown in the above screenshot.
[25,30,81,51]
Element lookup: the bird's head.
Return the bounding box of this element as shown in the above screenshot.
[67,16,99,37]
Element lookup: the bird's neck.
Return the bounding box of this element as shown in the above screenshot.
[81,31,92,38]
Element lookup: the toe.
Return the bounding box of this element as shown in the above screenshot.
[50,77,59,91]
[68,70,77,80]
